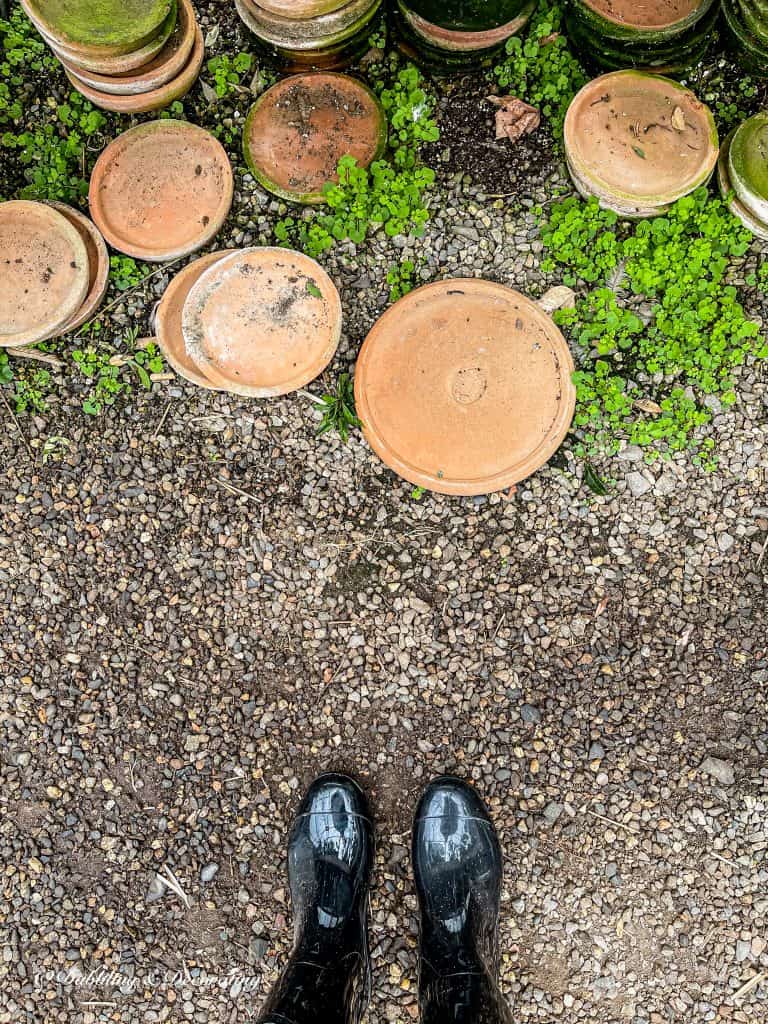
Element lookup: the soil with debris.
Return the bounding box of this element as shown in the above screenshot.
[1,3,767,1024]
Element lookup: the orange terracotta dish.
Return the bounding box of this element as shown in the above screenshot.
[182,247,342,397]
[354,279,577,496]
[43,202,110,338]
[89,119,233,262]
[0,200,90,348]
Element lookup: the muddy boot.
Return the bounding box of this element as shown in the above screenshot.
[257,773,374,1024]
[412,776,513,1024]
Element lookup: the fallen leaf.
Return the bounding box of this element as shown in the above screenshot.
[488,95,541,143]
[634,398,663,415]
[671,106,686,131]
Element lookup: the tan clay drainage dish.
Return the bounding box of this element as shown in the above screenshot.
[65,24,204,112]
[0,200,90,348]
[89,120,233,262]
[243,73,387,203]
[154,249,236,389]
[59,0,196,95]
[40,202,110,338]
[564,71,718,217]
[354,279,577,496]
[182,247,342,397]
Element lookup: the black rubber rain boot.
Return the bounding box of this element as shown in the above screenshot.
[256,773,374,1024]
[412,776,513,1024]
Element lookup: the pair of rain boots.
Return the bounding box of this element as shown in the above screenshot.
[257,774,512,1024]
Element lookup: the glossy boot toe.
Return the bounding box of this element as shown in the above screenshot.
[412,776,512,1024]
[257,773,374,1024]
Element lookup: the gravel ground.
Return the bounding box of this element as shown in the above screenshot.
[2,2,768,1023]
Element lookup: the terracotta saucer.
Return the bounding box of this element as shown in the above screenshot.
[564,71,718,210]
[581,0,707,30]
[58,0,195,95]
[398,0,536,51]
[257,0,352,17]
[45,6,177,75]
[154,249,236,389]
[23,0,174,57]
[41,202,110,338]
[89,119,233,262]
[354,279,577,496]
[182,247,342,398]
[0,200,90,348]
[66,24,204,112]
[718,130,768,241]
[728,111,768,224]
[243,73,387,204]
[238,0,381,49]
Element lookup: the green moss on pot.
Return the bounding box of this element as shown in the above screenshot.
[401,0,534,32]
[27,0,174,52]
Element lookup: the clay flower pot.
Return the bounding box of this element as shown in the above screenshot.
[89,120,233,262]
[395,0,535,69]
[354,279,576,496]
[65,24,204,112]
[0,200,90,348]
[718,131,768,241]
[57,0,195,95]
[181,247,342,398]
[41,202,110,338]
[728,112,768,226]
[154,250,237,389]
[22,0,174,57]
[564,71,718,217]
[243,73,387,204]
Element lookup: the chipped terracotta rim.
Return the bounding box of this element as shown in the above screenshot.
[0,200,91,348]
[718,130,768,241]
[564,71,718,207]
[728,112,768,224]
[236,0,382,50]
[182,247,343,398]
[57,0,195,95]
[23,0,175,58]
[243,72,388,204]
[577,0,718,36]
[66,24,204,113]
[397,0,536,51]
[154,249,237,390]
[354,279,577,496]
[44,5,177,74]
[39,202,110,339]
[88,119,233,263]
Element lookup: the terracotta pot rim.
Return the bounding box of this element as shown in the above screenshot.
[0,200,91,348]
[397,0,536,51]
[243,72,388,204]
[236,0,382,50]
[57,0,195,94]
[578,0,717,34]
[182,247,343,398]
[354,278,577,496]
[45,5,177,74]
[23,0,175,58]
[67,24,204,112]
[564,71,718,206]
[88,119,233,262]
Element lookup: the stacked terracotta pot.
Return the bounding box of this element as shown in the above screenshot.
[721,0,768,76]
[393,0,536,71]
[154,248,342,396]
[21,0,204,113]
[234,0,383,71]
[718,113,768,241]
[563,71,719,218]
[0,199,109,350]
[565,0,719,74]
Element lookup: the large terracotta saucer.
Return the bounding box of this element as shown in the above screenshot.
[43,6,177,75]
[354,279,577,496]
[23,0,174,57]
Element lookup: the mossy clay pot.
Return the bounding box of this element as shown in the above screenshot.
[181,247,342,398]
[257,0,351,17]
[728,112,768,225]
[154,250,237,390]
[66,24,204,112]
[89,119,233,262]
[735,0,768,43]
[717,131,768,241]
[721,0,768,76]
[41,202,110,339]
[58,0,195,95]
[571,0,717,40]
[0,200,90,348]
[23,0,174,56]
[354,279,576,496]
[564,72,718,217]
[43,5,176,75]
[396,0,535,53]
[400,0,534,32]
[243,73,387,204]
[236,0,381,50]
